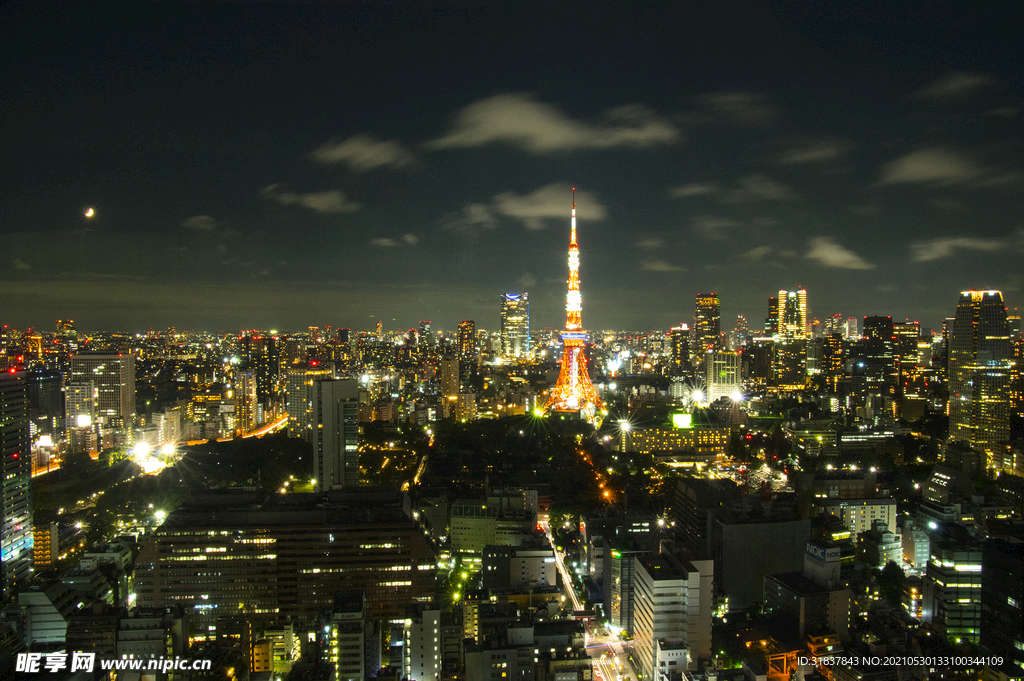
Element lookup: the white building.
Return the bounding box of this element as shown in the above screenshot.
[404,607,441,681]
[632,553,713,680]
[814,498,897,537]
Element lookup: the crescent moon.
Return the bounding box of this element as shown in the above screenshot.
[85,208,95,218]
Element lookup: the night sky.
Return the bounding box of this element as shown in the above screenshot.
[3,2,1022,333]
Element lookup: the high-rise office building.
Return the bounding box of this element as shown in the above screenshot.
[669,325,690,374]
[949,290,1012,454]
[457,321,476,362]
[922,540,983,645]
[499,294,530,358]
[26,370,62,438]
[766,296,779,335]
[309,379,360,491]
[236,372,258,434]
[69,353,136,428]
[285,363,333,436]
[238,333,278,401]
[705,351,741,403]
[1,371,33,595]
[1011,338,1024,419]
[418,321,433,346]
[980,539,1024,676]
[821,333,844,377]
[135,491,435,626]
[778,288,808,340]
[633,552,713,677]
[694,293,720,353]
[439,354,460,419]
[862,316,899,395]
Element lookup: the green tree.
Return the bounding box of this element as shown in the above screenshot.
[877,561,905,608]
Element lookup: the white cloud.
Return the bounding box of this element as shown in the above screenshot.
[640,259,684,272]
[725,175,796,202]
[694,91,779,126]
[669,182,719,198]
[910,236,1005,262]
[806,237,874,269]
[779,140,850,165]
[440,203,497,236]
[427,94,679,152]
[915,71,995,99]
[12,257,30,271]
[180,215,218,232]
[635,237,664,249]
[691,215,738,240]
[370,234,419,248]
[494,184,607,229]
[738,246,772,261]
[310,134,415,171]
[879,148,982,186]
[262,184,361,213]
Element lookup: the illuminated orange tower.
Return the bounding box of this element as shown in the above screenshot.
[545,188,604,422]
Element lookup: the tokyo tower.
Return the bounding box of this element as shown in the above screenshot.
[544,188,604,423]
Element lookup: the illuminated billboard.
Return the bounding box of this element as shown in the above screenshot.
[671,412,692,429]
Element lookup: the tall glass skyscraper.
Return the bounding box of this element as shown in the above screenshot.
[1,371,33,594]
[499,293,530,358]
[949,290,1011,454]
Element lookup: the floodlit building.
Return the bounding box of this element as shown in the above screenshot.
[499,293,530,358]
[705,351,741,403]
[694,293,721,354]
[403,605,441,681]
[949,290,1012,454]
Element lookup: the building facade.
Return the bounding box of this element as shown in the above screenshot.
[1,371,33,594]
[949,290,1012,454]
[499,294,530,359]
[309,378,360,491]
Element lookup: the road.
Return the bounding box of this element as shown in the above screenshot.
[540,517,583,612]
[541,516,640,681]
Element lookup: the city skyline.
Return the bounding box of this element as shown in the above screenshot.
[2,3,1023,331]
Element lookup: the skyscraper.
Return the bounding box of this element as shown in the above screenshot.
[499,294,530,358]
[949,290,1011,453]
[669,325,691,375]
[457,320,476,363]
[1,371,33,594]
[309,379,360,491]
[694,293,720,353]
[778,288,808,340]
[766,296,779,335]
[238,333,278,401]
[546,189,603,422]
[285,363,333,436]
[418,321,432,346]
[705,352,741,403]
[69,352,136,428]
[439,354,460,419]
[862,316,898,395]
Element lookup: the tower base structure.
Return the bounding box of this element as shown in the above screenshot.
[545,332,603,424]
